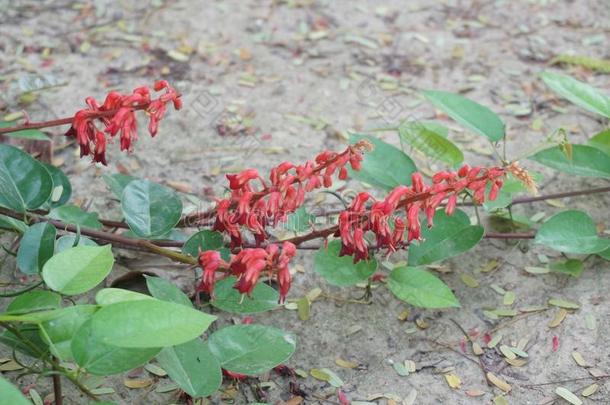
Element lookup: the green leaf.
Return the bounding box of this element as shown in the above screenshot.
[95,288,154,305]
[49,205,103,229]
[6,291,62,314]
[285,207,316,233]
[387,266,459,308]
[588,129,610,156]
[211,276,279,314]
[0,376,33,405]
[121,179,183,238]
[314,240,377,286]
[423,90,505,142]
[597,247,610,261]
[43,164,72,208]
[90,299,216,348]
[535,210,610,254]
[530,144,610,178]
[103,173,137,199]
[38,305,98,360]
[55,235,97,253]
[71,319,160,375]
[541,71,610,118]
[0,144,54,212]
[0,324,48,358]
[145,276,192,307]
[348,134,417,190]
[549,259,584,278]
[398,121,464,166]
[0,121,50,141]
[156,338,222,397]
[0,215,27,233]
[182,230,229,260]
[17,222,56,274]
[408,209,484,265]
[42,245,115,295]
[208,324,296,375]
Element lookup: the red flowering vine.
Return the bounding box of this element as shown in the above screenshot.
[198,241,297,303]
[337,165,505,262]
[65,80,181,165]
[212,140,373,248]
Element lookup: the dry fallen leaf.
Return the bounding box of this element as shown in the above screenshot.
[123,378,154,389]
[581,383,598,397]
[335,358,358,369]
[486,372,511,392]
[571,351,587,367]
[555,386,582,405]
[548,308,568,328]
[472,342,484,356]
[465,389,485,397]
[444,373,461,389]
[0,360,24,371]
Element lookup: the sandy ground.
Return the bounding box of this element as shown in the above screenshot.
[1,0,610,404]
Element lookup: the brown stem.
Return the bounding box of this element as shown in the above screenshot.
[0,102,153,135]
[53,370,63,405]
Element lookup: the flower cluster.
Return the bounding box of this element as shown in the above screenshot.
[212,140,372,248]
[198,241,296,303]
[65,80,181,165]
[338,165,505,262]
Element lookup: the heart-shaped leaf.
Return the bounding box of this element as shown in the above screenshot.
[90,299,216,348]
[348,134,417,190]
[408,209,484,265]
[208,324,296,375]
[423,90,505,142]
[535,210,610,254]
[121,179,183,238]
[42,245,115,295]
[156,338,222,397]
[314,240,377,286]
[0,144,54,212]
[387,266,460,308]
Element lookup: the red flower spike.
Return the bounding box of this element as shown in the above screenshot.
[197,250,227,297]
[211,140,372,248]
[337,165,506,262]
[65,81,181,165]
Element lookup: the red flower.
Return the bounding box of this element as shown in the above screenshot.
[197,250,227,297]
[65,81,181,165]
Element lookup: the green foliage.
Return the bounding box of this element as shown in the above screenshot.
[535,210,610,254]
[6,291,62,314]
[102,173,137,199]
[387,266,460,308]
[398,121,463,166]
[530,144,610,178]
[49,205,103,229]
[55,235,97,253]
[182,230,229,260]
[43,163,72,208]
[314,240,377,286]
[541,71,610,118]
[38,304,98,361]
[0,121,49,140]
[121,179,183,238]
[17,222,56,274]
[95,288,153,305]
[145,276,193,307]
[588,129,610,156]
[423,90,505,142]
[408,209,484,266]
[0,376,32,405]
[348,134,417,190]
[207,324,296,375]
[0,144,54,212]
[549,259,584,278]
[211,276,279,314]
[286,207,315,232]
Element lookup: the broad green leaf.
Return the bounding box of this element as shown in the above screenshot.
[103,173,137,199]
[0,121,50,141]
[588,129,610,156]
[211,276,279,314]
[408,209,484,265]
[387,266,460,308]
[348,134,417,190]
[398,121,463,166]
[286,207,316,233]
[0,144,54,212]
[0,376,32,405]
[90,299,216,348]
[0,324,48,358]
[43,164,72,207]
[423,90,505,142]
[156,338,222,397]
[55,235,97,253]
[182,230,229,260]
[208,324,296,375]
[549,259,584,278]
[314,240,377,286]
[541,71,610,118]
[0,215,27,233]
[71,319,160,375]
[6,291,62,314]
[121,179,183,238]
[42,245,115,295]
[598,247,610,261]
[535,210,610,254]
[530,144,610,178]
[145,276,192,307]
[17,222,56,274]
[38,305,98,360]
[95,288,154,305]
[49,205,102,229]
